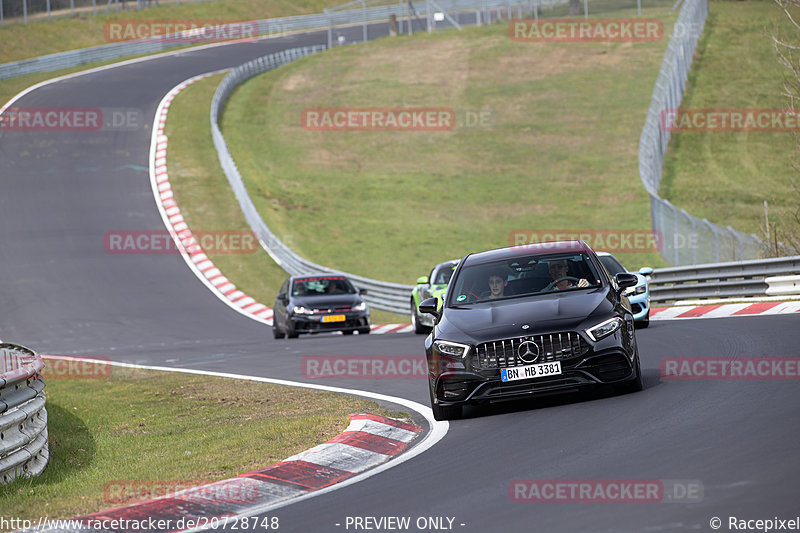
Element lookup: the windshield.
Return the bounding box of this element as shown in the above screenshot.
[448,253,602,305]
[431,263,456,285]
[598,255,627,276]
[292,276,356,296]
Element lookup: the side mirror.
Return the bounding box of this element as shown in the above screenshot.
[416,276,429,285]
[615,272,638,291]
[639,266,654,276]
[359,288,368,296]
[419,297,440,319]
[277,292,288,303]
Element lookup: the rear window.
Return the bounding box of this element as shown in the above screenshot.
[292,276,356,296]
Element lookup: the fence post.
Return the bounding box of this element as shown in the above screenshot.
[23,0,27,25]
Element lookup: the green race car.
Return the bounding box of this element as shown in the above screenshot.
[410,259,460,334]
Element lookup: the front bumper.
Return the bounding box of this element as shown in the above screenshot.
[290,312,370,334]
[628,292,650,321]
[429,348,637,407]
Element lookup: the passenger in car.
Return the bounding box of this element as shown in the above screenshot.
[485,270,509,299]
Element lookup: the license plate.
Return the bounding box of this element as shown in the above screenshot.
[501,361,562,382]
[321,314,346,323]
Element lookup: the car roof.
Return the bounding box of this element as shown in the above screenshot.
[434,259,460,269]
[462,240,595,267]
[290,273,350,281]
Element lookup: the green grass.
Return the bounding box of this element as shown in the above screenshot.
[0,363,401,528]
[661,0,799,239]
[165,74,406,324]
[221,14,677,284]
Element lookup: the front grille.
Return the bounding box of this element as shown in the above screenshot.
[475,332,589,369]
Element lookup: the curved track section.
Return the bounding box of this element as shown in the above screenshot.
[1,23,799,533]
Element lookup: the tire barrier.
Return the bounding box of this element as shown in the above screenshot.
[0,342,48,484]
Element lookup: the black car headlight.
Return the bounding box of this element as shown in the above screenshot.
[351,302,367,312]
[433,340,471,358]
[292,305,314,315]
[586,317,624,342]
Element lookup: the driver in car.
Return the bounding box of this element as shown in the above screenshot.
[548,260,589,289]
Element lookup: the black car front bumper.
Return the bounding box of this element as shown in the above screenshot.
[290,312,370,334]
[430,348,637,407]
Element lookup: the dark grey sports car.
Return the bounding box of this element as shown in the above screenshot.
[273,274,370,338]
[420,240,642,420]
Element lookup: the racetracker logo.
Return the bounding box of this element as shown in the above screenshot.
[41,356,112,380]
[104,478,259,505]
[660,109,800,132]
[301,108,456,131]
[509,18,663,42]
[302,356,429,379]
[661,357,800,380]
[510,230,663,253]
[0,107,143,132]
[104,230,258,254]
[104,20,257,43]
[510,479,703,503]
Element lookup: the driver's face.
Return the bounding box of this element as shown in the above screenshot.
[548,261,568,279]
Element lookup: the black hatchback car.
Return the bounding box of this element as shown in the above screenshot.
[273,275,370,338]
[419,240,642,420]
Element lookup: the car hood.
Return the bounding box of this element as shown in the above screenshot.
[439,289,613,342]
[293,294,362,309]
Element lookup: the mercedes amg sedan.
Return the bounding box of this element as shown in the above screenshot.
[419,240,642,420]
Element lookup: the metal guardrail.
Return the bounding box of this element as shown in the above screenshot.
[0,343,48,484]
[638,0,764,265]
[209,45,414,314]
[648,255,800,303]
[0,0,563,82]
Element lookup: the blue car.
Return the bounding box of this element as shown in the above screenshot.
[597,252,653,328]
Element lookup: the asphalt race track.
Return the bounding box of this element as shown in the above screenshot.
[1,23,799,533]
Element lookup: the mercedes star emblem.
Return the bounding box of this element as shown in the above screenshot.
[517,340,540,364]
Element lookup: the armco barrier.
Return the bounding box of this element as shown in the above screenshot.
[209,45,414,314]
[0,343,48,484]
[648,255,800,303]
[0,0,564,82]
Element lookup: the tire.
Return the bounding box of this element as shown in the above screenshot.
[342,330,354,335]
[635,311,650,329]
[429,386,462,421]
[286,321,299,339]
[272,324,285,339]
[358,327,371,335]
[412,300,431,335]
[616,349,643,394]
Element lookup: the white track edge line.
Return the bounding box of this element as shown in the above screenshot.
[41,355,448,528]
[148,72,274,326]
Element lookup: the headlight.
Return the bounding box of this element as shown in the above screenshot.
[433,340,470,358]
[351,302,367,312]
[292,305,313,315]
[624,285,646,296]
[586,317,623,342]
